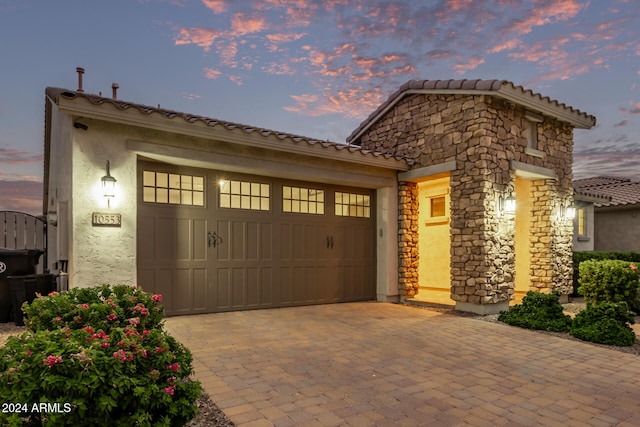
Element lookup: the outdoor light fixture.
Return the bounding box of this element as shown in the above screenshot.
[561,204,576,220]
[498,192,516,217]
[101,160,117,204]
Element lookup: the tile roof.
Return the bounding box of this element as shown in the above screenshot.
[347,79,596,143]
[45,87,411,167]
[573,177,640,208]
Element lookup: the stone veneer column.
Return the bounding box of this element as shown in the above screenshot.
[530,179,573,296]
[398,182,419,298]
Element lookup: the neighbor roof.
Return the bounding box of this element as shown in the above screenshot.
[573,177,640,208]
[347,79,597,143]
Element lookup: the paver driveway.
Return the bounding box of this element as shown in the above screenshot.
[164,302,640,426]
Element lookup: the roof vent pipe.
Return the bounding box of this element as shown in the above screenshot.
[112,83,119,100]
[76,67,85,93]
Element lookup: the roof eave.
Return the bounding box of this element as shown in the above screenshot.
[52,91,411,172]
[496,86,596,129]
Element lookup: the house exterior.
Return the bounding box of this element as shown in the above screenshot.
[43,78,595,316]
[347,79,595,312]
[573,177,640,253]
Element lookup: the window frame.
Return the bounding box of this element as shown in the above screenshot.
[524,111,544,158]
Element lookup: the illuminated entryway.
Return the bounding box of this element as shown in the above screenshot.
[416,173,452,304]
[514,177,532,303]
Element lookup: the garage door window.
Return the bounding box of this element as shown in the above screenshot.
[143,171,204,206]
[283,186,325,214]
[219,179,269,211]
[335,192,371,218]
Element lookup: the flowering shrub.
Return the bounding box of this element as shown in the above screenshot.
[22,284,165,333]
[0,285,202,426]
[578,260,640,313]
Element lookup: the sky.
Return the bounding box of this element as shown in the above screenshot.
[0,0,639,215]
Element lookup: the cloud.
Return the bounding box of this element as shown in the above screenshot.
[613,119,629,127]
[620,102,640,114]
[174,27,222,51]
[0,179,43,216]
[201,0,227,14]
[0,146,43,165]
[574,136,640,180]
[172,0,638,120]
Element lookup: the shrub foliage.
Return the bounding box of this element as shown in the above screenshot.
[0,285,202,426]
[498,291,572,332]
[569,302,636,346]
[578,260,640,313]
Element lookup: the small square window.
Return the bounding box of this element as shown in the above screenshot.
[431,196,446,218]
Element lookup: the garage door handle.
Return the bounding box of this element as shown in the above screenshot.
[208,231,222,248]
[326,235,334,249]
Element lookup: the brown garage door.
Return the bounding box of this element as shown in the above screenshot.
[137,161,375,315]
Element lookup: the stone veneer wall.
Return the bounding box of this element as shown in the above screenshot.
[358,93,575,304]
[398,182,419,297]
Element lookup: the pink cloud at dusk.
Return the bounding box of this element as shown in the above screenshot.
[171,0,638,122]
[0,178,42,216]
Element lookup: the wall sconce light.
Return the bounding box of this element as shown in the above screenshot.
[101,161,117,206]
[561,204,576,220]
[498,193,516,217]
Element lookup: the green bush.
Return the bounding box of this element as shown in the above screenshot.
[22,284,165,333]
[0,285,202,426]
[573,251,640,295]
[578,260,640,312]
[498,291,573,332]
[569,302,637,346]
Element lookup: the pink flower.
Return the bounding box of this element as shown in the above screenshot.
[55,316,62,323]
[81,303,89,309]
[152,294,163,303]
[48,291,59,296]
[101,342,110,348]
[107,313,117,321]
[43,355,63,368]
[163,385,175,395]
[128,317,140,326]
[167,363,179,372]
[631,264,638,271]
[26,350,31,356]
[143,330,150,336]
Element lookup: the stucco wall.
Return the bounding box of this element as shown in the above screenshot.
[594,207,640,252]
[70,119,138,287]
[357,93,575,308]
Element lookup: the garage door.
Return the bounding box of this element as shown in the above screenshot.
[137,161,375,315]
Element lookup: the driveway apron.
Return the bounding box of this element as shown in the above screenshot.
[164,302,640,426]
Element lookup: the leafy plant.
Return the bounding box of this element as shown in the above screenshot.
[0,285,202,426]
[22,284,165,333]
[578,260,640,313]
[569,302,636,346]
[498,291,572,332]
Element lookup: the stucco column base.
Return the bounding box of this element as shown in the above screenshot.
[456,301,509,315]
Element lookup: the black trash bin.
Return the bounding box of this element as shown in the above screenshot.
[8,274,55,326]
[0,248,44,322]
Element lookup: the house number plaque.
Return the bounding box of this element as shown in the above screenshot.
[92,212,122,227]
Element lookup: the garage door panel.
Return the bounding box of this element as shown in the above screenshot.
[193,268,207,311]
[261,268,273,306]
[232,268,245,307]
[216,268,231,309]
[156,217,176,260]
[231,221,245,261]
[156,268,174,313]
[176,219,191,261]
[215,220,230,260]
[261,224,273,260]
[173,269,192,313]
[193,219,208,261]
[138,216,155,261]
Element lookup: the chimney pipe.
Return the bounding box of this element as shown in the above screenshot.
[112,83,119,100]
[76,67,85,93]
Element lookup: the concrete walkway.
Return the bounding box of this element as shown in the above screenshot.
[164,302,640,426]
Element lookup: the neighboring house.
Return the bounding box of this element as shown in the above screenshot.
[43,76,595,316]
[573,177,640,252]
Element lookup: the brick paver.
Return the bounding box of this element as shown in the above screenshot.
[164,302,640,426]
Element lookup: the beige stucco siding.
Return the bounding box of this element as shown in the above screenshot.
[594,207,640,252]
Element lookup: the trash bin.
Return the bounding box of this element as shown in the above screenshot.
[0,248,44,322]
[8,274,55,326]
